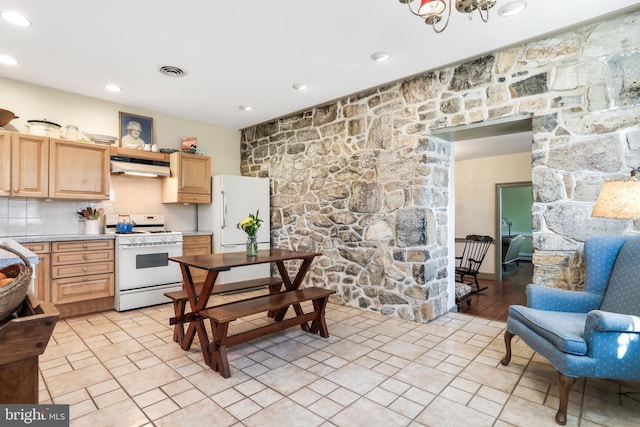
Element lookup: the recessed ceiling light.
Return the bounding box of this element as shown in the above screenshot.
[239,105,252,111]
[105,84,122,92]
[1,11,32,27]
[370,52,391,62]
[0,55,18,66]
[498,1,527,17]
[292,83,308,91]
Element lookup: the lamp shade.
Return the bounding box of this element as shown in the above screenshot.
[592,180,640,219]
[418,0,446,17]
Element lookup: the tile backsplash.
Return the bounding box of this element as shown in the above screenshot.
[0,175,199,237]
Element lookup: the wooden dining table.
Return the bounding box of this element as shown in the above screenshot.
[168,248,322,367]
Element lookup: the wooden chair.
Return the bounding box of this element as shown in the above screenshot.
[455,282,474,312]
[455,234,494,294]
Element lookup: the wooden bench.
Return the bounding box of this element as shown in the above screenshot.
[165,276,283,343]
[200,287,335,378]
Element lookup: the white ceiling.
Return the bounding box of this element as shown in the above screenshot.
[1,1,639,131]
[454,132,532,161]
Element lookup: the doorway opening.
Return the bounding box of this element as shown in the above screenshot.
[496,182,533,282]
[434,114,533,317]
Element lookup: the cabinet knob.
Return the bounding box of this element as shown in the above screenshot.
[83,267,87,272]
[83,255,88,260]
[83,244,88,248]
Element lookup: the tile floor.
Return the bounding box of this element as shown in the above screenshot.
[38,291,640,427]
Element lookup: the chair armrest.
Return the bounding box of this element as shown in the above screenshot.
[526,284,602,312]
[584,311,640,370]
[585,310,640,333]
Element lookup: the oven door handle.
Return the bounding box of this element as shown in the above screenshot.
[119,243,183,249]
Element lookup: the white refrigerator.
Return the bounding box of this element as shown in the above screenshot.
[198,175,270,284]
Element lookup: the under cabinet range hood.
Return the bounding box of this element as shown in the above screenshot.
[110,154,171,177]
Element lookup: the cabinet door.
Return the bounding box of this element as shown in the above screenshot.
[0,130,10,197]
[51,273,114,304]
[24,242,51,302]
[11,133,49,198]
[162,152,211,203]
[179,153,211,195]
[49,139,110,200]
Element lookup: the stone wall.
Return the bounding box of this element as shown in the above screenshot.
[240,11,640,321]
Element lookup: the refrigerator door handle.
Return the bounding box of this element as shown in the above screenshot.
[221,190,227,229]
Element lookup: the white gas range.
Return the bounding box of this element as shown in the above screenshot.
[105,214,183,311]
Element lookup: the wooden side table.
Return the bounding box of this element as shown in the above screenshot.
[0,295,59,404]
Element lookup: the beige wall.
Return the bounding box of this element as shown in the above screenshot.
[455,152,532,276]
[0,76,241,175]
[0,76,241,236]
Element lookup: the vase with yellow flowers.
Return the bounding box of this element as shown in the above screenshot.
[237,210,263,256]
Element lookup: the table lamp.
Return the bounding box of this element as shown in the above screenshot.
[592,167,640,219]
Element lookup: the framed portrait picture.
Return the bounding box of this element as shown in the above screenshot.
[119,112,153,150]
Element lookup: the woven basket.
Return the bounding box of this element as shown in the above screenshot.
[0,244,33,321]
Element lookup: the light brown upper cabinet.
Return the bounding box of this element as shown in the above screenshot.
[161,151,211,203]
[0,130,11,197]
[11,133,50,198]
[0,132,110,200]
[49,138,110,200]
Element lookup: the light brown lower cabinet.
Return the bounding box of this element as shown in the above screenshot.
[23,242,51,302]
[50,239,114,318]
[182,235,212,284]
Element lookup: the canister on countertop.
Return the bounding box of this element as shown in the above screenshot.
[64,124,79,141]
[26,119,61,138]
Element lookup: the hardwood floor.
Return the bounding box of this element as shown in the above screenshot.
[459,261,532,322]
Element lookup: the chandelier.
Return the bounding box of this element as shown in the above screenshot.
[400,0,496,33]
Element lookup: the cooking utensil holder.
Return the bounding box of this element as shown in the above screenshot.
[84,219,101,235]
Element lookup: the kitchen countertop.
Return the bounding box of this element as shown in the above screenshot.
[9,234,116,244]
[1,232,211,268]
[6,231,211,244]
[0,239,39,268]
[181,230,213,237]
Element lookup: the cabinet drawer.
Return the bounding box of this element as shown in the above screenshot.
[51,249,114,266]
[183,235,211,255]
[184,235,211,247]
[52,261,113,279]
[52,239,114,252]
[184,246,211,256]
[24,242,51,254]
[51,273,114,305]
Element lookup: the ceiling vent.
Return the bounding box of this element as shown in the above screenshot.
[158,65,186,77]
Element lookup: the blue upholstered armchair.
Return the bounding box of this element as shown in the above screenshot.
[501,236,640,425]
